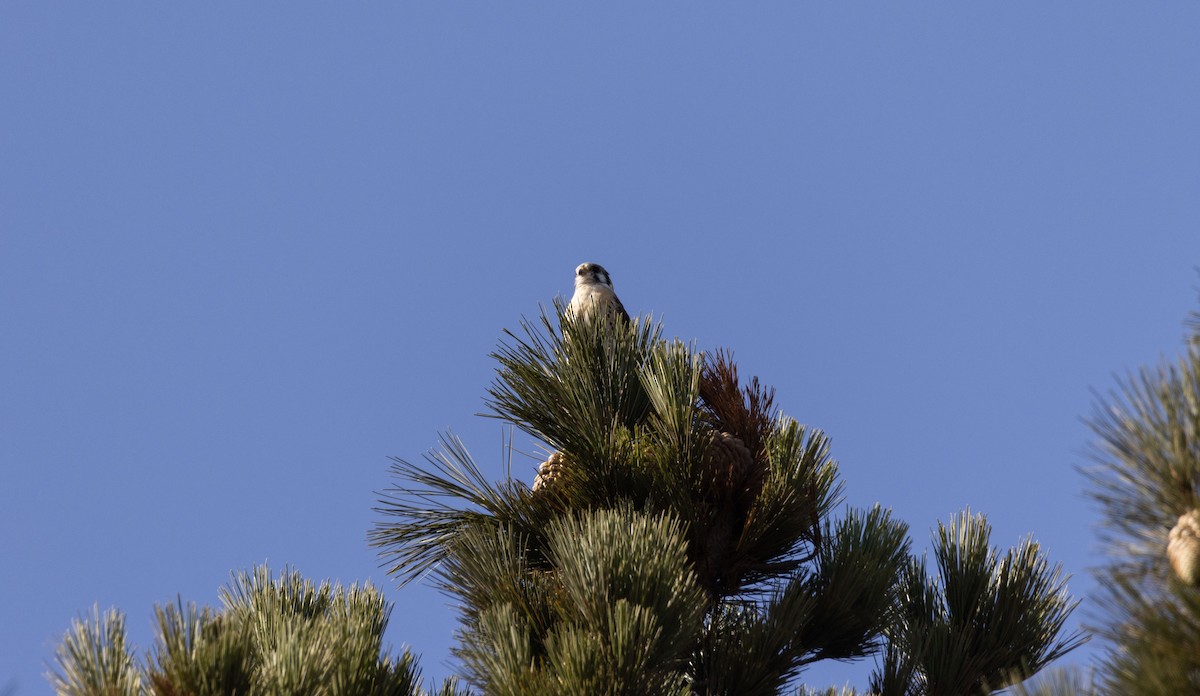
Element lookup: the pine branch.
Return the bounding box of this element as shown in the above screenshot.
[458,603,544,695]
[732,419,842,590]
[148,599,254,696]
[798,506,911,664]
[52,567,437,696]
[545,507,708,662]
[484,302,660,466]
[699,348,778,462]
[1084,355,1200,565]
[453,508,705,695]
[641,339,709,476]
[371,431,558,586]
[692,507,908,696]
[437,522,561,666]
[1083,344,1200,691]
[879,511,1085,696]
[1094,570,1200,694]
[216,567,426,696]
[49,606,144,696]
[696,582,817,695]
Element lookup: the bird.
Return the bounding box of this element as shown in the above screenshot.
[567,262,630,324]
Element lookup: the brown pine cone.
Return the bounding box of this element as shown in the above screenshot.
[709,431,754,486]
[532,451,567,492]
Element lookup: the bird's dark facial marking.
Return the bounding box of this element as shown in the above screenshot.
[576,262,611,284]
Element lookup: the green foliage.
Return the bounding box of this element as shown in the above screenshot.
[1086,353,1200,570]
[149,600,254,696]
[374,304,1080,694]
[696,507,909,696]
[1084,331,1200,694]
[545,508,708,663]
[486,300,658,464]
[874,512,1084,696]
[52,299,1082,696]
[734,418,841,591]
[544,508,706,694]
[1099,572,1200,692]
[801,506,912,662]
[370,432,553,587]
[220,567,416,696]
[50,606,143,696]
[50,567,453,696]
[444,508,705,691]
[445,507,706,694]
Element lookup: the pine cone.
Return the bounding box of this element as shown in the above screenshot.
[709,431,754,487]
[1168,510,1200,586]
[532,451,567,492]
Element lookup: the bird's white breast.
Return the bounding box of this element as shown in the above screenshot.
[569,283,616,317]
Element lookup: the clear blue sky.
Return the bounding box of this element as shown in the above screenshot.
[2,4,1198,693]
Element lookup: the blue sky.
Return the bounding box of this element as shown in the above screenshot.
[2,3,1198,693]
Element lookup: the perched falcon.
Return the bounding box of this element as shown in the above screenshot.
[567,262,630,323]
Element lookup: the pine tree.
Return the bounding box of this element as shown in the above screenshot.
[50,305,1083,695]
[1083,304,1200,693]
[48,567,464,696]
[371,303,1084,695]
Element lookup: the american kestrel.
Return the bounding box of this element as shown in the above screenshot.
[567,262,630,323]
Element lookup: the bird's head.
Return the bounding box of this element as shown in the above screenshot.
[575,262,613,289]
